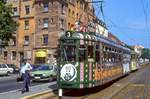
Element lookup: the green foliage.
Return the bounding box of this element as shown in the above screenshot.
[0,1,18,46]
[141,48,150,59]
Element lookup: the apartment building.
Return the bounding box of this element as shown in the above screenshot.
[0,0,95,68]
[67,0,95,32]
[33,0,67,64]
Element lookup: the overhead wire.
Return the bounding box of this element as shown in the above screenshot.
[140,0,150,48]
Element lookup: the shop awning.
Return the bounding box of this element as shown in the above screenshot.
[36,50,47,57]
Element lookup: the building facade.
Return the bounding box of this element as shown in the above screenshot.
[67,0,95,32]
[95,18,108,37]
[0,0,96,68]
[33,0,67,64]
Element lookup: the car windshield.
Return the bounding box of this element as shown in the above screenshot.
[36,65,53,70]
[7,64,14,68]
[31,64,40,70]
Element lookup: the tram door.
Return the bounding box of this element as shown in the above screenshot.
[79,45,87,88]
[87,42,96,87]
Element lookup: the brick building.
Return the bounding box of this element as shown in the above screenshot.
[33,0,68,64]
[0,0,95,68]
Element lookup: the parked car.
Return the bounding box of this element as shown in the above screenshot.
[0,64,14,76]
[31,64,41,71]
[31,64,57,81]
[7,64,19,73]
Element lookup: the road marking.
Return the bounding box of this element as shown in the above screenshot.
[0,74,18,80]
[0,81,57,95]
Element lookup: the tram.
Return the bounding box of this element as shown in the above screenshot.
[58,31,131,89]
[130,51,139,71]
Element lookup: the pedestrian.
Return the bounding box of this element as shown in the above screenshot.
[20,59,32,94]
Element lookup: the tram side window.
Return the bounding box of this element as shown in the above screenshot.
[88,46,93,58]
[96,45,100,62]
[96,51,100,62]
[61,45,76,61]
[79,46,86,61]
[131,54,135,59]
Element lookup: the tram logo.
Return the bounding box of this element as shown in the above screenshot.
[60,64,77,82]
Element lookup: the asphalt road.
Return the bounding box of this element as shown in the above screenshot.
[112,63,150,99]
[0,74,49,93]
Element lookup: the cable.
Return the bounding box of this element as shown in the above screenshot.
[140,0,150,48]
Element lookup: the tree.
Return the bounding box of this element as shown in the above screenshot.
[0,1,18,46]
[141,48,150,60]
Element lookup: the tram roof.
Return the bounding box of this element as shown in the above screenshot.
[96,35,130,52]
[62,31,131,52]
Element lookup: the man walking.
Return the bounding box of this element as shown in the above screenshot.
[20,59,32,94]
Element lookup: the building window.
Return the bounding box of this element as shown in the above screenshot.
[43,34,48,45]
[4,51,7,60]
[43,3,49,12]
[24,20,29,30]
[76,13,78,19]
[60,19,64,29]
[24,36,29,45]
[43,18,49,28]
[12,51,16,60]
[61,4,64,14]
[25,5,30,15]
[12,37,16,46]
[68,9,71,17]
[38,19,41,25]
[72,11,74,18]
[24,51,31,59]
[50,18,53,24]
[13,7,17,16]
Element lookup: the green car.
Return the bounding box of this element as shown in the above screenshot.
[31,64,57,81]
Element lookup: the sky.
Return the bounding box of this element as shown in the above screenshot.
[94,0,150,48]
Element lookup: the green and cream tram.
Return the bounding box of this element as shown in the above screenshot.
[59,31,131,89]
[130,51,139,71]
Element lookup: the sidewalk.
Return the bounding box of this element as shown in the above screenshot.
[0,81,57,99]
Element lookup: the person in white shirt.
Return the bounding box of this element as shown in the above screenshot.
[20,59,32,93]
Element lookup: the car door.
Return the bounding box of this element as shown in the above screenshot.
[2,64,8,73]
[0,64,2,75]
[0,64,7,75]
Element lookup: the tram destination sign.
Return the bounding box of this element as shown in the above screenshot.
[62,39,75,44]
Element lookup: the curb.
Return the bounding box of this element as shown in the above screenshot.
[22,89,57,99]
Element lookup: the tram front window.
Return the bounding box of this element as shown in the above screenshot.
[61,45,76,61]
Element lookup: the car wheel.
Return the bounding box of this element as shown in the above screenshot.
[7,71,10,76]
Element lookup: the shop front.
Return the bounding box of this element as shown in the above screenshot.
[35,49,47,64]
